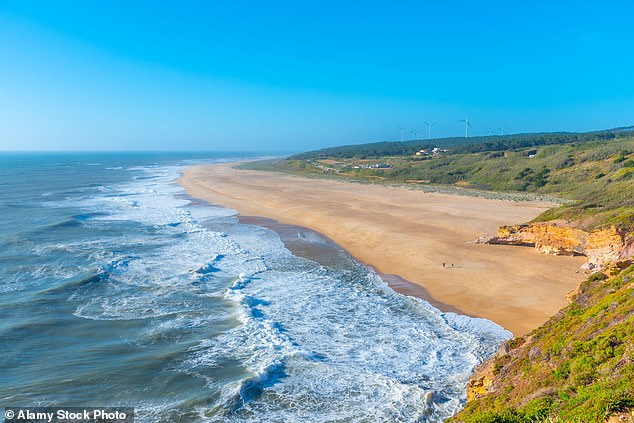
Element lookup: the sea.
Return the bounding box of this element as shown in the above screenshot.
[0,152,511,422]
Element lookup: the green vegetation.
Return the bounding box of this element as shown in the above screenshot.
[292,128,634,160]
[239,129,634,421]
[449,264,634,423]
[242,130,634,230]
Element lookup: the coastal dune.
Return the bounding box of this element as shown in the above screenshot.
[180,163,586,335]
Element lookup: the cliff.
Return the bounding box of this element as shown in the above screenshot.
[480,223,634,271]
[450,265,634,422]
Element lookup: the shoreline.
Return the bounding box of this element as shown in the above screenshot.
[179,162,587,335]
[238,215,466,315]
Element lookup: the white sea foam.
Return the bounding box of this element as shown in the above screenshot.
[58,164,510,422]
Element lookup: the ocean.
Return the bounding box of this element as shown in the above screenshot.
[0,152,510,422]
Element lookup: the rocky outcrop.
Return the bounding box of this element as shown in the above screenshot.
[466,360,496,401]
[479,223,634,271]
[466,337,530,402]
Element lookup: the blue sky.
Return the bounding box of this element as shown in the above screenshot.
[1,1,633,151]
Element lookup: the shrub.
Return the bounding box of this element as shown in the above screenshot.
[587,272,607,282]
[604,391,634,417]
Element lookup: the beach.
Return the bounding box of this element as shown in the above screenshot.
[3,153,510,420]
[180,163,587,335]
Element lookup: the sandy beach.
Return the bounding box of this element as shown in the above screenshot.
[180,163,586,335]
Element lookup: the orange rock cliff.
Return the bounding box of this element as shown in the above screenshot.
[480,223,634,271]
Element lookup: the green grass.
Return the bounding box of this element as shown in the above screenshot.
[252,136,634,230]
[449,265,634,423]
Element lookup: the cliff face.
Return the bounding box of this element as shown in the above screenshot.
[457,224,634,422]
[482,223,634,271]
[466,360,496,402]
[465,338,530,403]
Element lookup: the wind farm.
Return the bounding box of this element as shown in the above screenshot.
[424,121,438,140]
[397,114,506,142]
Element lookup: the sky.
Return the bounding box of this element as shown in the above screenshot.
[1,1,634,152]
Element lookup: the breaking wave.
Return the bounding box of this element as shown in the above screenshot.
[0,159,510,422]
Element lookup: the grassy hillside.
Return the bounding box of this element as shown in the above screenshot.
[246,134,634,230]
[450,264,634,423]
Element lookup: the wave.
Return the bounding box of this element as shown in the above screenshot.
[2,161,510,422]
[44,213,110,230]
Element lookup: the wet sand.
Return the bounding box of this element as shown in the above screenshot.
[180,163,587,335]
[239,215,463,314]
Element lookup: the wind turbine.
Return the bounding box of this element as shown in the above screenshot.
[410,128,418,140]
[499,127,506,135]
[424,122,438,140]
[459,113,472,140]
[397,126,407,142]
